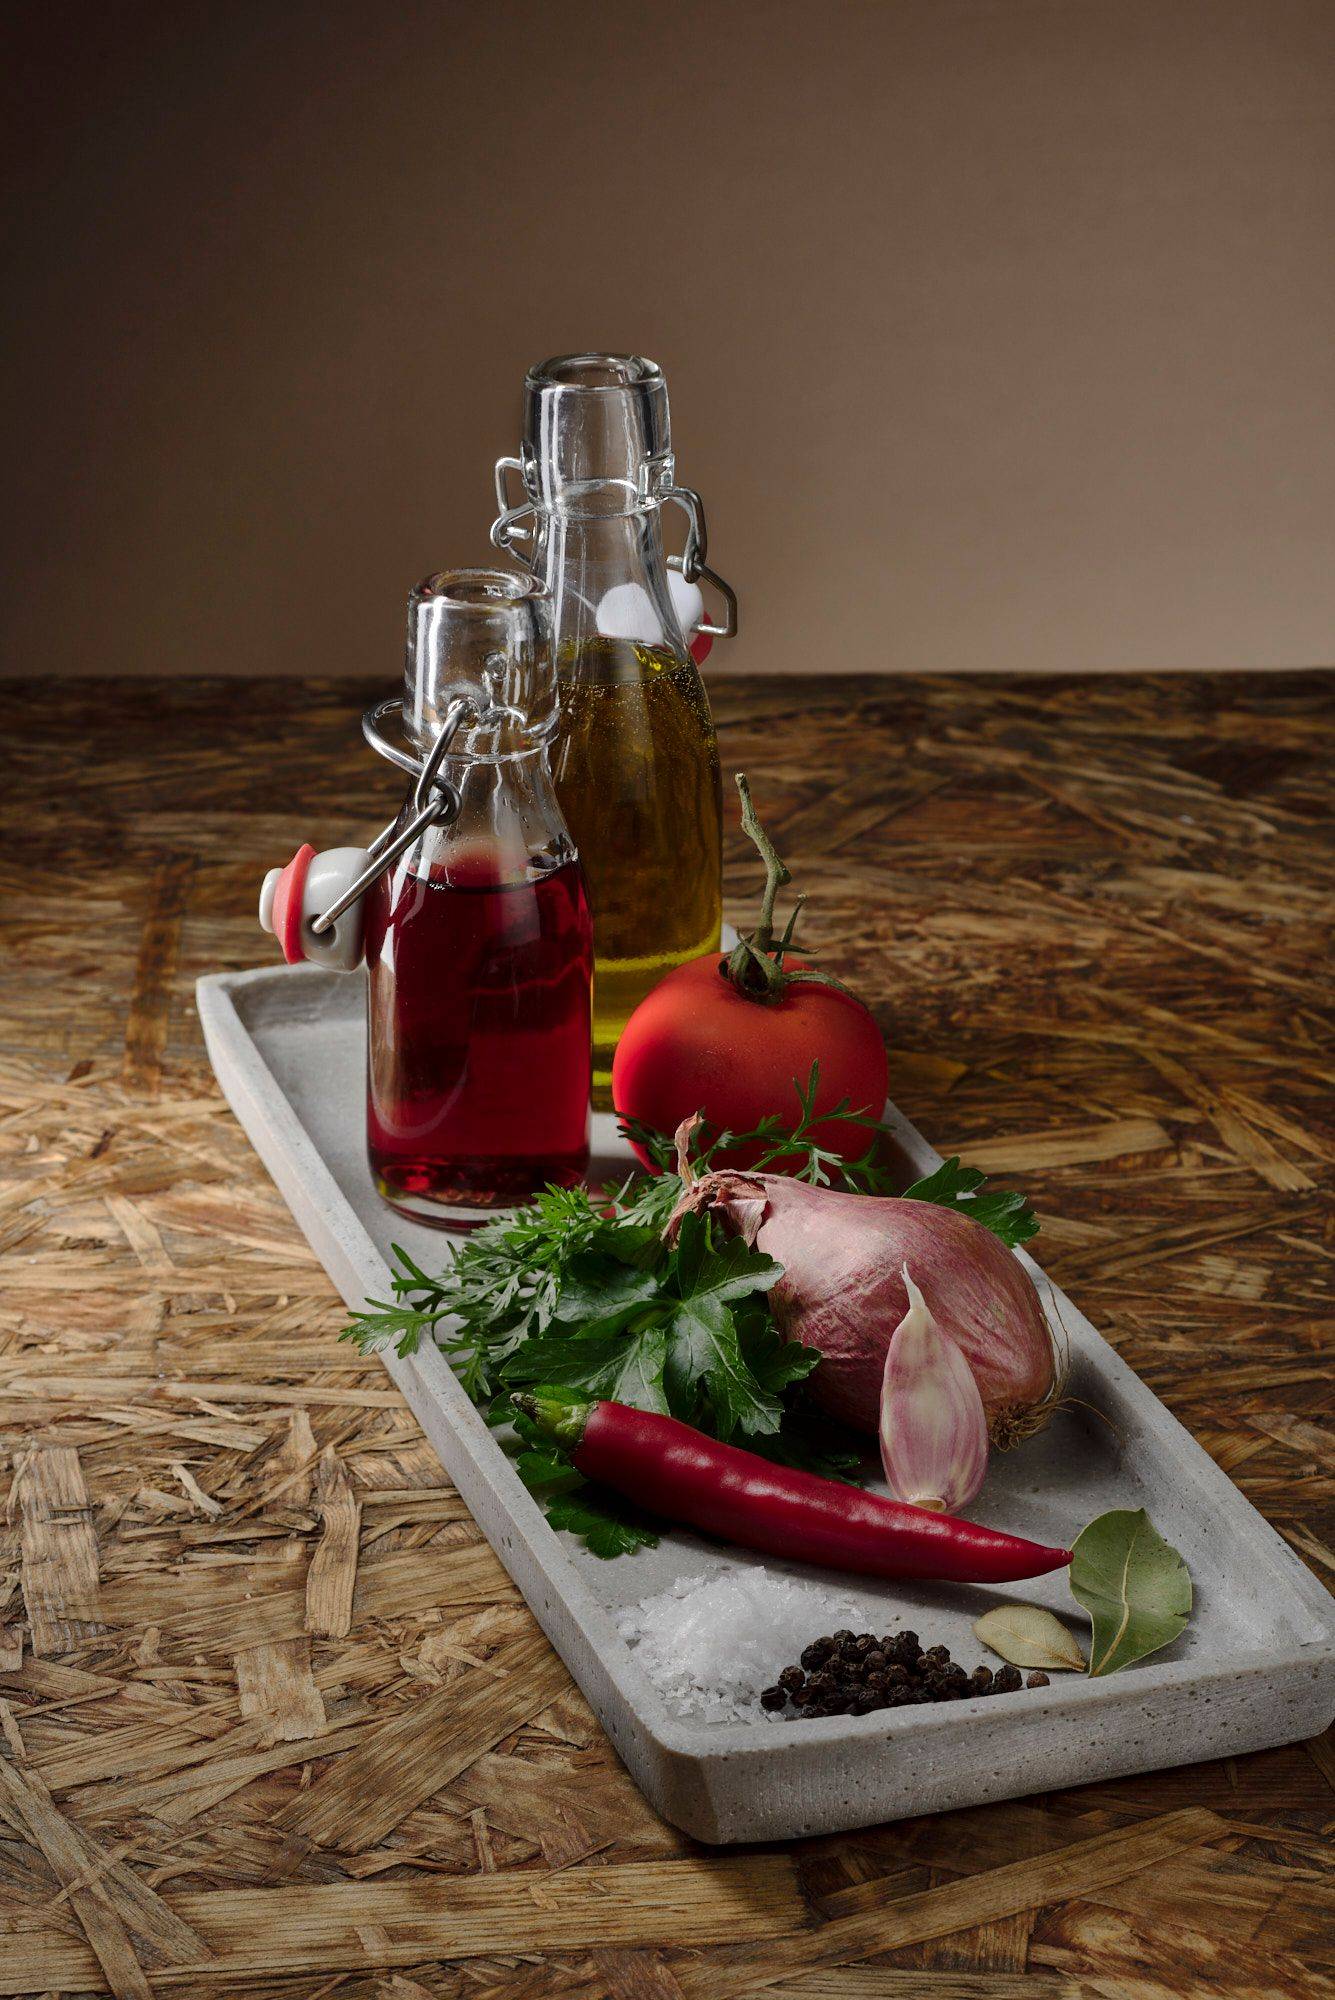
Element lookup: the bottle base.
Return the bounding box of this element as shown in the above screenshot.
[371,1153,588,1231]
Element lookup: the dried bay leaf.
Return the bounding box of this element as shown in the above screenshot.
[974,1603,1087,1672]
[1069,1507,1191,1675]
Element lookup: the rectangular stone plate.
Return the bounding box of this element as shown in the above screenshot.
[196,963,1335,1844]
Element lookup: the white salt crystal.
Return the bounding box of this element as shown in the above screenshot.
[616,1565,866,1724]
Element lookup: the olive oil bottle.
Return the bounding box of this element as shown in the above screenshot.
[491,355,734,1099]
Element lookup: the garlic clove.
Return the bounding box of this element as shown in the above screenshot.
[879,1265,990,1513]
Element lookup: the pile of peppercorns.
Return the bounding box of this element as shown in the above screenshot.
[759,1628,1049,1719]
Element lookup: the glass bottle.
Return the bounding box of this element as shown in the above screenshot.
[364,569,592,1226]
[491,354,734,1103]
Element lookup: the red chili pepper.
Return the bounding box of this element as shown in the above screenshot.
[514,1395,1071,1585]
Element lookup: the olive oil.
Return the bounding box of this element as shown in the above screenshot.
[552,636,722,1097]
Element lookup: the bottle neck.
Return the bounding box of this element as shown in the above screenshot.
[530,497,689,664]
[405,741,575,883]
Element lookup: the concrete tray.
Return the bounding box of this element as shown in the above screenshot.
[196,963,1335,1844]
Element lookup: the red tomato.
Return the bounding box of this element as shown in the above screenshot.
[612,954,888,1171]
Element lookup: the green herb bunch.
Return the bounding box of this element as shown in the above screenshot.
[343,1066,1037,1556]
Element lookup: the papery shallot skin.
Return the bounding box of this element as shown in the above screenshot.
[670,1175,1055,1438]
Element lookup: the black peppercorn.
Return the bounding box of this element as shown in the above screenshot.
[781,1629,1048,1722]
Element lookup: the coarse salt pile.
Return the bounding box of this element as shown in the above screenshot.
[616,1565,867,1724]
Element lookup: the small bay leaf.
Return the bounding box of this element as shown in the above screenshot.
[1069,1507,1191,1676]
[974,1603,1087,1672]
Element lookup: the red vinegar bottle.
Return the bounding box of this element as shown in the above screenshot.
[365,570,592,1225]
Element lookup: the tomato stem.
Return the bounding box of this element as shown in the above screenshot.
[738,772,790,953]
[722,774,856,1006]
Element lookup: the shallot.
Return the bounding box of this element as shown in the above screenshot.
[668,1158,1064,1446]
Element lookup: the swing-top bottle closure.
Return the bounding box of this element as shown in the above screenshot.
[489,353,738,652]
[259,569,560,972]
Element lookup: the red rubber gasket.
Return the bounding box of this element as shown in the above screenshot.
[271,844,316,964]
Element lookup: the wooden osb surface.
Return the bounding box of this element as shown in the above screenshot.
[0,671,1331,2000]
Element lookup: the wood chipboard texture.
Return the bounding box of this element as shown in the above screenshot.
[0,671,1330,1999]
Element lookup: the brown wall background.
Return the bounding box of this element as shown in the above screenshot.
[3,0,1332,681]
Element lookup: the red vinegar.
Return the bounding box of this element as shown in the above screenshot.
[365,845,592,1223]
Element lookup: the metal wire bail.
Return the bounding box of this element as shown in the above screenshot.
[490,456,539,561]
[308,698,473,937]
[663,484,738,639]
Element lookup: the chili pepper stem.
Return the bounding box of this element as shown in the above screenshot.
[511,1390,590,1450]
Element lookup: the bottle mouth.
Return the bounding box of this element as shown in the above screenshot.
[415,568,547,609]
[405,566,558,757]
[525,353,662,394]
[522,354,674,507]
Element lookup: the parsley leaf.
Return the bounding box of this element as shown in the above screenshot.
[514,1448,584,1494]
[663,1214,788,1439]
[902,1156,1039,1249]
[544,1489,660,1559]
[548,1254,665,1335]
[737,1309,823,1396]
[501,1324,672,1414]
